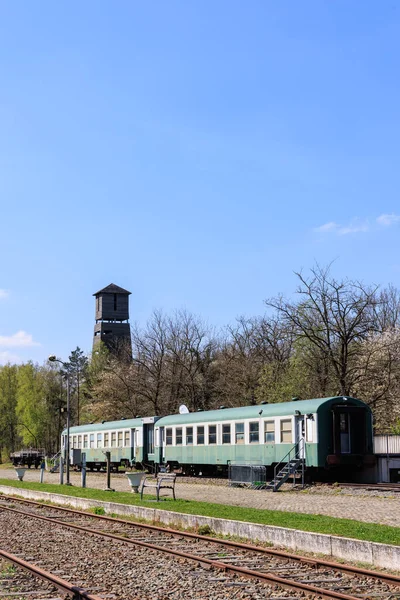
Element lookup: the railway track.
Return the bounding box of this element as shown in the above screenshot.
[0,495,399,599]
[0,550,102,600]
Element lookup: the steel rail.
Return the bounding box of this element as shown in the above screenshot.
[0,503,382,600]
[2,495,400,588]
[0,548,103,600]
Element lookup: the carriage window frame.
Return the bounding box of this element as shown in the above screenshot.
[265,421,275,443]
[117,431,123,447]
[222,424,231,444]
[97,433,102,448]
[176,427,183,445]
[104,432,109,447]
[208,425,217,444]
[90,434,95,449]
[77,435,82,449]
[124,431,130,447]
[72,435,77,449]
[166,428,173,445]
[111,432,117,447]
[83,434,88,449]
[249,421,259,443]
[235,422,245,444]
[280,419,292,443]
[197,426,205,445]
[186,426,193,445]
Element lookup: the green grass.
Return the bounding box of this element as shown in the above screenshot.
[0,477,399,546]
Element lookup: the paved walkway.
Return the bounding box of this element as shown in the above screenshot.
[1,468,399,528]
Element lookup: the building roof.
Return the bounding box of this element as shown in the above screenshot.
[93,283,131,296]
[155,396,368,427]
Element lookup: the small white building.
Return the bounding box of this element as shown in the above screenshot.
[374,435,400,483]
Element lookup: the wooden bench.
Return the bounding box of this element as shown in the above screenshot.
[140,473,177,501]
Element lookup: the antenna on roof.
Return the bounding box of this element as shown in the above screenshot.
[179,404,190,414]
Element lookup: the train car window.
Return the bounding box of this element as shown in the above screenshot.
[83,434,88,449]
[104,432,109,447]
[166,428,173,445]
[306,418,313,442]
[72,436,77,449]
[208,425,217,444]
[111,432,117,447]
[280,419,292,443]
[197,426,205,445]
[97,433,102,448]
[124,431,130,446]
[265,421,275,443]
[235,423,245,444]
[249,422,259,443]
[222,424,231,444]
[78,435,82,449]
[186,427,193,445]
[117,431,123,446]
[176,428,183,445]
[90,434,95,448]
[147,428,154,454]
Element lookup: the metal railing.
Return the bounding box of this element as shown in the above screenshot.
[271,438,305,491]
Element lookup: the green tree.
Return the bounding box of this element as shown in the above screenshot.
[0,365,18,460]
[67,346,89,425]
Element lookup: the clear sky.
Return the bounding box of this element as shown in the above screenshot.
[1,1,399,365]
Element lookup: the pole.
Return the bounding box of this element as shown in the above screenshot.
[59,456,64,485]
[65,374,71,486]
[81,452,86,488]
[104,451,114,492]
[40,461,45,484]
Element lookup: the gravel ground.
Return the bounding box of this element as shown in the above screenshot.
[0,509,312,599]
[1,467,400,527]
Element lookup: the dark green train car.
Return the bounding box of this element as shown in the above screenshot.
[153,396,374,477]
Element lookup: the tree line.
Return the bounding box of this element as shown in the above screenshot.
[1,264,400,460]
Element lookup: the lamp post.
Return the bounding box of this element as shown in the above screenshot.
[48,355,72,486]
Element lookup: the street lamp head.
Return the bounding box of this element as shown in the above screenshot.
[48,355,57,362]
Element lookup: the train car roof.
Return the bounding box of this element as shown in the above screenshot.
[64,417,144,435]
[155,396,368,427]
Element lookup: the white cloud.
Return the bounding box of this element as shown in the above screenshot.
[0,289,9,300]
[314,221,338,233]
[0,351,22,365]
[337,222,369,235]
[314,220,369,236]
[377,213,400,227]
[0,330,40,348]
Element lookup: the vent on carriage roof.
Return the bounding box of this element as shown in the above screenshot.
[291,397,300,401]
[219,406,227,409]
[259,401,268,405]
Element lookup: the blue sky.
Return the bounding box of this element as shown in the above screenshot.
[1,1,399,364]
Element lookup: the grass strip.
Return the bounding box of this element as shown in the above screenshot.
[0,477,399,546]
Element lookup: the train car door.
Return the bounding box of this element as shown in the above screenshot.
[295,415,305,459]
[158,427,165,464]
[339,412,351,453]
[130,428,135,463]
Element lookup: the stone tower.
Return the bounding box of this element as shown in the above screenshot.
[93,283,132,359]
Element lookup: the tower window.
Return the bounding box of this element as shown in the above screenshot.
[114,294,117,311]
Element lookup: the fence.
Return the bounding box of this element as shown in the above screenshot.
[228,463,267,489]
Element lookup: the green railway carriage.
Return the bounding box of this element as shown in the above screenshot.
[61,396,374,478]
[61,416,159,471]
[153,396,374,477]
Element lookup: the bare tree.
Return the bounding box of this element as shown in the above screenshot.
[265,264,380,396]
